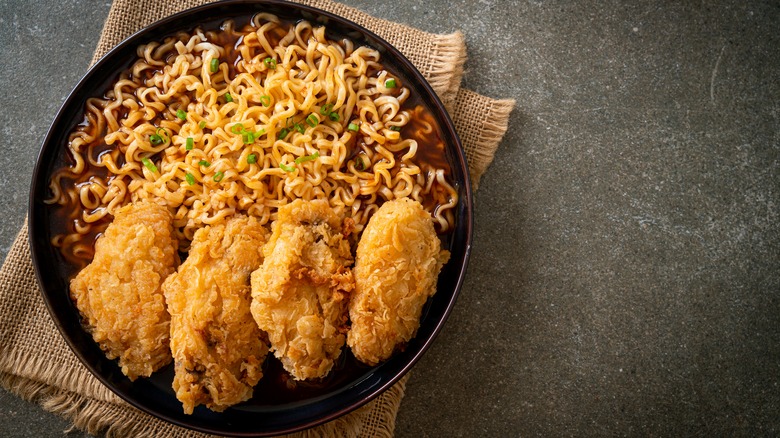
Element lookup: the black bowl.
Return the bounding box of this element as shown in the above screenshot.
[28,1,473,435]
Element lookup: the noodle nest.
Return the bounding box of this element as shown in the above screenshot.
[48,14,458,258]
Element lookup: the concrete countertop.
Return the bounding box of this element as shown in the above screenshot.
[1,1,778,436]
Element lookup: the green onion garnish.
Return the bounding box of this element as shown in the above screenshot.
[141,157,157,173]
[294,151,319,164]
[213,171,224,182]
[389,126,401,132]
[259,95,271,107]
[279,162,295,172]
[264,57,277,70]
[347,122,359,132]
[242,132,256,144]
[355,156,365,171]
[198,160,210,167]
[185,173,195,185]
[306,114,319,127]
[329,112,339,122]
[210,58,219,73]
[277,128,289,139]
[247,153,257,164]
[186,137,194,150]
[149,127,169,145]
[231,123,264,143]
[225,93,233,103]
[199,120,206,129]
[176,109,187,121]
[294,123,305,134]
[385,78,397,88]
[320,103,333,115]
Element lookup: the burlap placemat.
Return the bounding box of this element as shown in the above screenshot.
[0,0,514,436]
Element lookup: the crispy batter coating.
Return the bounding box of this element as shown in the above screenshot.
[162,216,270,414]
[250,200,355,380]
[69,200,177,380]
[347,198,450,366]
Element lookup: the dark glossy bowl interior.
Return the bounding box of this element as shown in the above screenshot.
[28,1,472,436]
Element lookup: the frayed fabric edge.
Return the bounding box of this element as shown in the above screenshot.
[427,31,468,112]
[465,96,517,189]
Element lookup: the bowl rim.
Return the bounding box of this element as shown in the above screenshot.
[28,0,473,435]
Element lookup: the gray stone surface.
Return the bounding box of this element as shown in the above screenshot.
[1,1,778,437]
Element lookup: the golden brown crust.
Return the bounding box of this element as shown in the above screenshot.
[347,198,450,366]
[69,200,177,380]
[162,215,269,414]
[250,199,355,380]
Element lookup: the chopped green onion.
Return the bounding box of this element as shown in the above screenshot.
[176,109,187,121]
[210,58,219,73]
[247,153,257,164]
[259,95,271,107]
[347,122,360,132]
[277,128,289,139]
[185,137,194,150]
[306,114,319,127]
[389,126,401,132]
[231,123,244,135]
[279,162,295,172]
[355,156,366,171]
[294,123,305,134]
[320,103,334,115]
[213,171,224,182]
[198,160,210,167]
[149,127,169,145]
[329,112,340,122]
[295,151,319,164]
[264,57,277,70]
[199,120,207,129]
[141,157,157,173]
[185,173,195,185]
[231,123,265,144]
[385,78,397,88]
[244,131,260,144]
[225,93,233,103]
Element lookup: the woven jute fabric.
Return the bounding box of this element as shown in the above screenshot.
[0,0,514,436]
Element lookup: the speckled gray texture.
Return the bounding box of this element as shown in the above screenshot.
[0,2,113,436]
[1,1,778,437]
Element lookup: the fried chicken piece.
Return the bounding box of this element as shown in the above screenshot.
[347,198,450,366]
[70,200,177,380]
[250,200,354,380]
[162,216,270,414]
